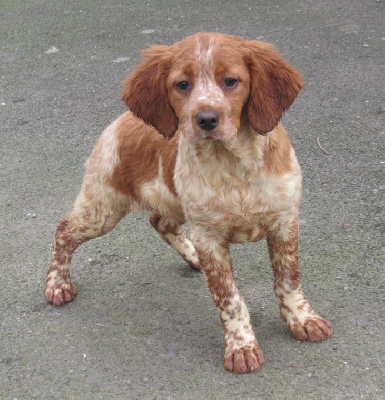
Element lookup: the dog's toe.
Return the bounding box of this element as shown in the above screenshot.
[45,277,77,306]
[290,314,332,342]
[224,344,265,373]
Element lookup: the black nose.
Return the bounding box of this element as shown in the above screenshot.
[195,111,220,131]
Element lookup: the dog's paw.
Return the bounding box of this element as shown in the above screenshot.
[180,243,201,271]
[186,258,202,272]
[289,314,332,342]
[45,271,77,306]
[223,342,265,373]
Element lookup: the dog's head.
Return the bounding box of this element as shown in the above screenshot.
[122,32,303,141]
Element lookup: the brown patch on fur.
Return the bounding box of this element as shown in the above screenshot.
[267,217,300,291]
[149,211,181,235]
[241,40,303,135]
[264,124,293,175]
[121,46,178,137]
[111,113,179,199]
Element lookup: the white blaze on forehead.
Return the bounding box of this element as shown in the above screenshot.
[195,38,215,72]
[193,38,225,106]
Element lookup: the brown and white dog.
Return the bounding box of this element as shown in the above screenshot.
[45,32,332,373]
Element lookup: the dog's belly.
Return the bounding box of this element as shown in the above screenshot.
[204,210,276,244]
[228,223,267,244]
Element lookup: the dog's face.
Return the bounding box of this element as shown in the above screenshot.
[165,36,251,142]
[122,32,303,141]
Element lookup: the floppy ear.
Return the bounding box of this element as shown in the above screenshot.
[121,45,178,138]
[243,41,303,135]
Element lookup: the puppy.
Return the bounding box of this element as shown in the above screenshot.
[46,32,332,373]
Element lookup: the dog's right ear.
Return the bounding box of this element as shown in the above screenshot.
[121,45,178,138]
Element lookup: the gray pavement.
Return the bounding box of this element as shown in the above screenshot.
[1,0,384,398]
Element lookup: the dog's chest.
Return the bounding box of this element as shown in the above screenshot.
[175,139,302,242]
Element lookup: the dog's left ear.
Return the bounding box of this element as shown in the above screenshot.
[243,41,303,135]
[121,45,178,138]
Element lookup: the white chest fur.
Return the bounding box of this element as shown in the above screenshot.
[175,131,302,243]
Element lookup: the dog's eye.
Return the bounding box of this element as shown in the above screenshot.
[224,78,238,88]
[176,81,190,91]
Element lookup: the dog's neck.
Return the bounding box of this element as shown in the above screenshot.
[188,125,266,162]
[176,126,269,189]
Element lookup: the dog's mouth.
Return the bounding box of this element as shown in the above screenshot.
[188,129,223,143]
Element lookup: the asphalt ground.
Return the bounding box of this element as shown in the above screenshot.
[0,0,384,398]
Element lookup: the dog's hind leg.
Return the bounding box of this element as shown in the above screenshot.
[45,137,131,306]
[149,212,201,271]
[45,182,129,305]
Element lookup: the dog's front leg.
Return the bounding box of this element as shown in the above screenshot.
[267,216,332,341]
[195,237,264,373]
